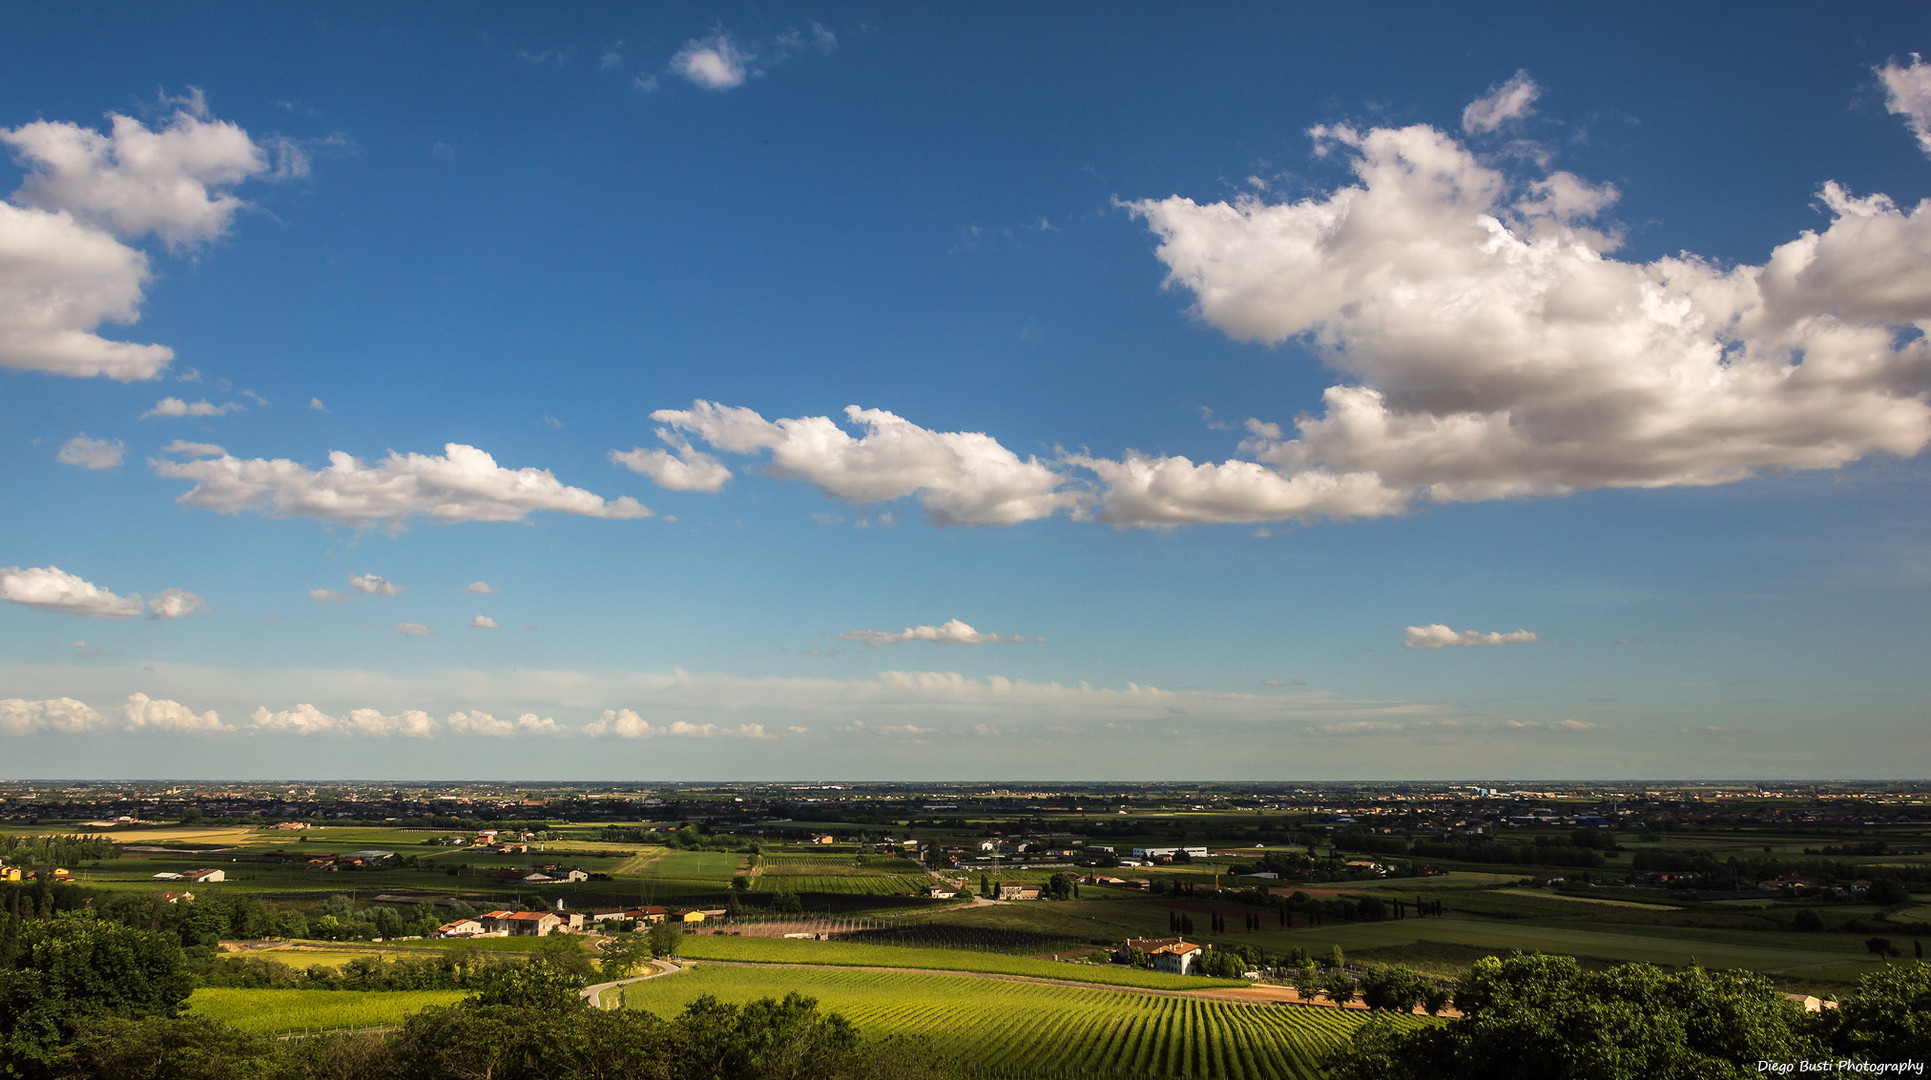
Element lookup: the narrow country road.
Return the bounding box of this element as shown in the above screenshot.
[581,957,684,1009]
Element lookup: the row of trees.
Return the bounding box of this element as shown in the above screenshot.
[187,938,594,993]
[1,879,528,953]
[1630,848,1931,889]
[0,834,119,868]
[1326,952,1931,1079]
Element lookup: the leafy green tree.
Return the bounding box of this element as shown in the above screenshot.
[1816,961,1931,1063]
[1359,966,1429,1013]
[1420,983,1452,1017]
[1290,961,1320,1000]
[648,919,682,958]
[378,1003,533,1080]
[1326,953,1825,1080]
[51,1015,272,1080]
[0,916,193,1078]
[1201,948,1245,978]
[672,992,858,1080]
[771,890,803,915]
[531,934,595,981]
[1319,971,1357,1007]
[598,933,655,981]
[466,955,587,1015]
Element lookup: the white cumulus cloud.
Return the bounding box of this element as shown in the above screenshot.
[465,581,496,594]
[57,434,124,469]
[1403,624,1539,649]
[582,708,770,739]
[152,442,653,528]
[0,100,270,379]
[0,565,145,619]
[3,95,267,248]
[670,31,751,90]
[839,619,1041,646]
[653,401,1079,526]
[350,573,400,597]
[611,432,733,492]
[445,710,560,737]
[1062,449,1405,527]
[146,588,208,620]
[470,615,498,629]
[1113,97,1931,527]
[248,704,437,738]
[397,622,434,637]
[1462,69,1541,134]
[122,692,228,733]
[0,697,105,736]
[1880,54,1931,157]
[667,23,836,92]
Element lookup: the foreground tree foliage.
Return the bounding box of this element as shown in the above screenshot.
[0,916,193,1078]
[10,983,939,1080]
[1812,961,1931,1063]
[1326,952,1931,1080]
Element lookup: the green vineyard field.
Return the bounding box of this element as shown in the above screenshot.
[673,935,1247,990]
[626,964,1403,1080]
[749,871,931,894]
[188,987,468,1033]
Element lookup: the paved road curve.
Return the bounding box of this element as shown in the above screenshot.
[581,957,685,1009]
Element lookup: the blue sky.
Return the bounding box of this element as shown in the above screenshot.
[3,3,1930,780]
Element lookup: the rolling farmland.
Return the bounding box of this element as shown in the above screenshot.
[751,854,933,895]
[750,872,932,895]
[673,934,1246,990]
[624,963,1404,1080]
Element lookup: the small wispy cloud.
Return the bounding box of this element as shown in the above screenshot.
[1403,624,1539,649]
[839,619,1042,646]
[1462,69,1541,134]
[667,21,836,91]
[143,397,241,419]
[57,434,125,470]
[671,31,750,90]
[351,574,401,597]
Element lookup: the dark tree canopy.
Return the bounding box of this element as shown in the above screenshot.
[1326,953,1823,1080]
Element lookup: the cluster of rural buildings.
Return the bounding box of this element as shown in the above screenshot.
[0,860,71,883]
[1113,937,1204,976]
[430,903,732,938]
